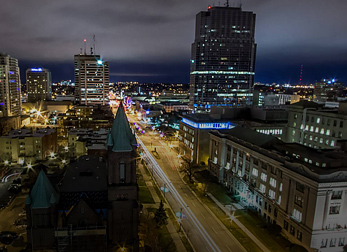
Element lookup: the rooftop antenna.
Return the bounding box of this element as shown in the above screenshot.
[90,47,93,55]
[226,0,229,7]
[83,39,87,55]
[93,35,96,55]
[80,48,82,55]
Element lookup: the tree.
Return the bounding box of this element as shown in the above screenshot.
[154,200,168,227]
[180,156,194,182]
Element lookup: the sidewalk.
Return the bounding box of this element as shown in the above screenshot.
[207,192,271,252]
[138,164,187,252]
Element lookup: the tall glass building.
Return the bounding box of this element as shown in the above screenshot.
[0,53,21,117]
[189,6,257,111]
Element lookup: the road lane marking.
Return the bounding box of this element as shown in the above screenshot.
[212,228,217,234]
[185,193,189,198]
[226,245,232,252]
[192,202,196,207]
[201,214,206,219]
[137,135,221,252]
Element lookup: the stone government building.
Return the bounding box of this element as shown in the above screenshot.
[25,104,139,251]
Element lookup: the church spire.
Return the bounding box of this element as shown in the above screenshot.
[106,102,137,152]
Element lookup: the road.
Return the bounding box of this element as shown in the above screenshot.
[128,113,246,252]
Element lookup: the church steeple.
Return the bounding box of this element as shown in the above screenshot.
[106,102,137,152]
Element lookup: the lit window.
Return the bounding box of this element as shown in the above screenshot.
[292,208,302,222]
[269,189,276,199]
[261,173,267,182]
[270,177,277,188]
[259,184,266,193]
[252,168,258,177]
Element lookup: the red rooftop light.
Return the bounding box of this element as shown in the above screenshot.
[208,5,211,9]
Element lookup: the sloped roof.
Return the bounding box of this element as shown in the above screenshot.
[106,103,137,152]
[26,170,59,209]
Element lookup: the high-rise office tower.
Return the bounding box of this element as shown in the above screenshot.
[74,53,109,105]
[0,53,21,117]
[190,5,257,111]
[26,68,52,103]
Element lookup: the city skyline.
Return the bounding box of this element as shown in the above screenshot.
[1,0,347,84]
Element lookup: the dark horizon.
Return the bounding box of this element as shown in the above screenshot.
[18,59,347,85]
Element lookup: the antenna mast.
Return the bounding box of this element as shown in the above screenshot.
[93,35,96,55]
[83,39,87,55]
[226,0,229,7]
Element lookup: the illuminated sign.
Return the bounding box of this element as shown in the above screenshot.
[182,118,234,130]
[97,60,103,65]
[31,68,43,72]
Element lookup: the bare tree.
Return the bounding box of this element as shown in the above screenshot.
[180,156,194,183]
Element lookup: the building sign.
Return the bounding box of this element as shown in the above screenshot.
[182,118,234,129]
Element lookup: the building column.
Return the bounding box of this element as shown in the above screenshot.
[322,190,332,230]
[241,153,246,177]
[219,139,227,183]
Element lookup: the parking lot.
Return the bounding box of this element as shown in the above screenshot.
[0,195,27,252]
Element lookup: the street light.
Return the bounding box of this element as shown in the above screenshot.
[4,160,9,166]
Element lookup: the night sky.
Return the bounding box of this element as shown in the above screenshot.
[1,0,347,84]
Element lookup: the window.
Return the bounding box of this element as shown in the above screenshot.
[274,208,278,217]
[261,173,267,182]
[320,128,325,134]
[290,225,295,235]
[340,121,343,128]
[321,239,328,248]
[330,238,336,247]
[294,195,303,207]
[326,129,330,135]
[279,183,283,192]
[270,178,277,188]
[297,230,302,241]
[296,182,305,193]
[260,184,266,193]
[268,204,272,213]
[339,237,345,246]
[265,201,268,210]
[316,117,320,123]
[284,220,288,230]
[120,161,125,183]
[331,191,343,200]
[252,168,258,177]
[334,120,337,127]
[277,195,281,204]
[292,208,302,222]
[329,206,340,215]
[269,189,276,199]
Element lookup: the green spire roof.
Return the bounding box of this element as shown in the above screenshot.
[27,170,59,209]
[106,104,137,152]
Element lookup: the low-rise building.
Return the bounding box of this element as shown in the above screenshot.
[209,127,347,252]
[0,127,57,163]
[285,101,347,150]
[68,128,108,157]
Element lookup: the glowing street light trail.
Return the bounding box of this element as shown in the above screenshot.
[136,134,221,252]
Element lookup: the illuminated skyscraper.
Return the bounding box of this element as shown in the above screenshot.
[190,5,257,111]
[26,68,52,102]
[0,53,21,117]
[74,54,109,105]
